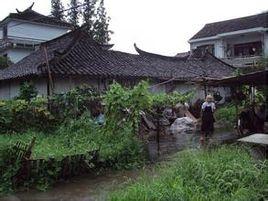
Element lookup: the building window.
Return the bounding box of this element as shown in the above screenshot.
[196,44,215,55]
[234,41,262,57]
[3,25,7,39]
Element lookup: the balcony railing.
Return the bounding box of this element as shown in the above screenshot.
[221,55,262,68]
[0,37,43,51]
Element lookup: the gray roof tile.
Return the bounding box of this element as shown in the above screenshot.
[0,29,235,81]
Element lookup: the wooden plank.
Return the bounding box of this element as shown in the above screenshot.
[238,133,268,146]
[185,110,197,122]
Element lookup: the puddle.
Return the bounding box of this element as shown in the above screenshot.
[147,127,235,160]
[1,168,152,201]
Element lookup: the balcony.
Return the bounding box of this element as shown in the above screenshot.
[221,56,262,68]
[221,41,264,68]
[0,36,45,52]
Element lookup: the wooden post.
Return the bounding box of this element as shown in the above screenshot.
[203,78,207,98]
[233,86,240,135]
[43,45,54,96]
[156,106,160,157]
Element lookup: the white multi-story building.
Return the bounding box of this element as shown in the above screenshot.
[189,12,268,68]
[0,4,71,63]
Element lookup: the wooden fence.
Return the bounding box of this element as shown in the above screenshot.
[11,138,99,187]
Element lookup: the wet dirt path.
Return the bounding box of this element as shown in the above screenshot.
[2,168,152,201]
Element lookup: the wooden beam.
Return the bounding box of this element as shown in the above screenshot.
[43,45,54,95]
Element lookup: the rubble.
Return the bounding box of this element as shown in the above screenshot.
[170,117,197,135]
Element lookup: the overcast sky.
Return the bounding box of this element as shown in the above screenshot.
[0,0,267,55]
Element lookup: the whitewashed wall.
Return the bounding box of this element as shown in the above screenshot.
[6,49,33,63]
[0,82,11,99]
[190,32,265,59]
[0,28,3,40]
[53,76,105,94]
[0,20,69,63]
[0,77,231,104]
[174,82,230,104]
[0,80,21,99]
[7,20,69,42]
[190,39,218,52]
[264,32,268,57]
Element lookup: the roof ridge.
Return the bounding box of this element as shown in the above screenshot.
[205,11,268,26]
[134,43,189,61]
[0,6,72,28]
[190,11,267,40]
[52,31,86,59]
[16,2,35,13]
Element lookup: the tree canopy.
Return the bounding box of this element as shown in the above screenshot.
[68,0,80,27]
[51,0,113,44]
[82,0,97,32]
[51,0,65,20]
[93,0,112,44]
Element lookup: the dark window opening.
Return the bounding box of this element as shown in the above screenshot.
[234,41,262,57]
[196,44,215,56]
[3,25,7,39]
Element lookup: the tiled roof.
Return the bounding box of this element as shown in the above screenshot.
[190,12,268,40]
[1,7,71,28]
[0,29,235,81]
[175,51,190,58]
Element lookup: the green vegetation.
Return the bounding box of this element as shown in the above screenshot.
[0,97,56,133]
[17,82,38,101]
[0,115,99,159]
[215,104,236,126]
[0,56,12,69]
[0,81,192,195]
[109,146,268,201]
[0,82,267,199]
[0,113,143,194]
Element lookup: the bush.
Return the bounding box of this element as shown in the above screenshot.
[49,85,101,120]
[0,145,21,195]
[109,146,268,201]
[0,97,56,133]
[215,104,236,125]
[17,82,38,101]
[0,84,102,134]
[0,56,12,69]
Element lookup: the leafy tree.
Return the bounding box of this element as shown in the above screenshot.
[51,0,65,20]
[82,0,97,32]
[68,0,80,27]
[93,0,112,44]
[0,56,11,69]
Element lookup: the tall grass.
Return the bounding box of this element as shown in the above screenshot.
[109,146,268,201]
[0,114,99,159]
[0,114,144,166]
